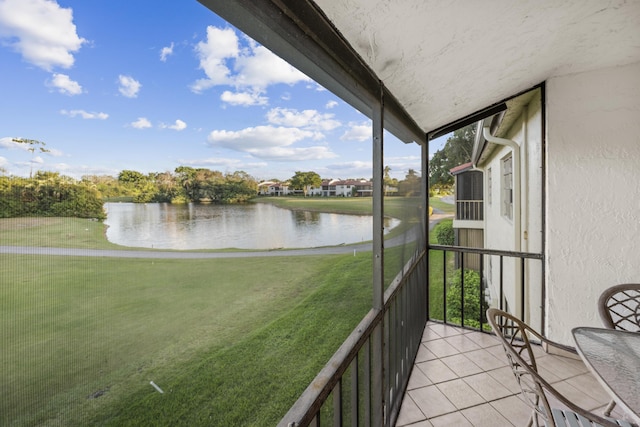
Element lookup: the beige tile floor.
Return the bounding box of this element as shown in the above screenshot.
[396,322,634,427]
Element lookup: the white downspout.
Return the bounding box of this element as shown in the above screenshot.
[482,125,521,253]
[522,105,529,253]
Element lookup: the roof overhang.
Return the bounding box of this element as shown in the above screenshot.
[472,87,541,166]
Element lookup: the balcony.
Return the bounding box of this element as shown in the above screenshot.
[190,4,640,426]
[396,322,628,426]
[277,246,636,426]
[455,200,484,222]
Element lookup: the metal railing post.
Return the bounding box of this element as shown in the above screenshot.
[372,85,384,426]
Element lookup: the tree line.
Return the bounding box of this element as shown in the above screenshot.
[0,166,261,219]
[96,166,260,204]
[0,160,428,219]
[0,171,105,219]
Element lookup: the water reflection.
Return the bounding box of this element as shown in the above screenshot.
[292,210,321,225]
[104,202,399,250]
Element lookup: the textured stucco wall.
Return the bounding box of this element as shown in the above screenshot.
[546,61,640,345]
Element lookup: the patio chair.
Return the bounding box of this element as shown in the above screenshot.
[597,283,640,416]
[486,308,634,427]
[598,283,640,332]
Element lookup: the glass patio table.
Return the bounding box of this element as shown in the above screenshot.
[572,327,640,424]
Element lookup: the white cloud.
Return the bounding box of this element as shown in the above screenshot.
[266,107,340,132]
[326,160,372,171]
[0,156,8,168]
[220,90,267,106]
[325,161,373,178]
[160,42,174,61]
[60,109,108,120]
[118,75,141,98]
[209,126,310,149]
[191,26,310,101]
[0,0,86,71]
[207,125,336,161]
[0,137,62,157]
[0,136,28,150]
[383,155,422,178]
[385,155,421,164]
[161,119,187,131]
[131,117,151,129]
[190,78,216,94]
[48,73,82,95]
[46,148,63,157]
[341,122,371,142]
[191,26,238,93]
[233,43,310,88]
[248,145,336,161]
[325,100,339,109]
[31,155,45,165]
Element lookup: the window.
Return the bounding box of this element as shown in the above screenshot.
[502,155,513,219]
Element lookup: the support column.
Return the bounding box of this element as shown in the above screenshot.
[422,142,430,320]
[372,85,385,426]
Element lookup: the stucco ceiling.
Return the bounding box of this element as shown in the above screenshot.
[313,0,640,134]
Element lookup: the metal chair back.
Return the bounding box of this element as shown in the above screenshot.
[486,308,623,427]
[598,283,640,332]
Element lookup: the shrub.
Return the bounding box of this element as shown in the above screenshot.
[446,268,484,328]
[435,220,454,245]
[0,175,105,219]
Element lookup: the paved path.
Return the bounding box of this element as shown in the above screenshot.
[0,244,373,259]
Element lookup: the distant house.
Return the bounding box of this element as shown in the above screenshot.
[319,179,336,197]
[257,181,291,196]
[308,180,327,196]
[334,179,373,197]
[257,181,272,195]
[305,179,375,197]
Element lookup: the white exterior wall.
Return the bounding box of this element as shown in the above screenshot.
[335,185,353,197]
[482,94,543,329]
[309,186,322,196]
[545,61,640,345]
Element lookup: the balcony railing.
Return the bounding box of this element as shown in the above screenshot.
[278,245,543,426]
[428,244,544,332]
[278,250,428,427]
[455,199,483,221]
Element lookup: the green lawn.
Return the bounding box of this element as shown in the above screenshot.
[0,217,124,249]
[428,218,454,321]
[1,252,374,426]
[0,197,446,425]
[429,196,454,214]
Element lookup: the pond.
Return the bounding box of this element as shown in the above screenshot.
[104,202,400,250]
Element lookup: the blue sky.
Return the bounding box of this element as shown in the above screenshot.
[0,0,444,182]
